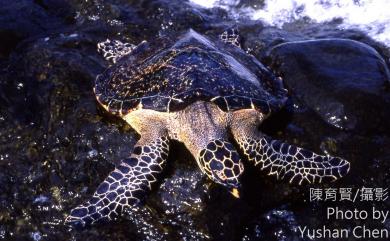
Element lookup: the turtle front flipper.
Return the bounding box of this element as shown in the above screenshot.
[230,114,350,185]
[237,136,350,184]
[65,136,170,228]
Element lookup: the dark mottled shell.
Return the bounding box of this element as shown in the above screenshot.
[95,30,287,115]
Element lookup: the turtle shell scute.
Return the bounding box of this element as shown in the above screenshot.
[95,30,287,115]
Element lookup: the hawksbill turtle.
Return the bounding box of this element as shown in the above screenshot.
[66,29,350,227]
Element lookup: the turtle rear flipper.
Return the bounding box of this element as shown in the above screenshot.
[65,136,170,228]
[219,28,242,48]
[97,39,136,63]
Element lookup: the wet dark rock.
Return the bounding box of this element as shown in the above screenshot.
[0,0,390,241]
[242,206,304,241]
[0,0,73,59]
[158,168,207,214]
[266,38,390,133]
[123,162,210,240]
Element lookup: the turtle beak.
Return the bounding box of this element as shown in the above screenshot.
[230,188,240,198]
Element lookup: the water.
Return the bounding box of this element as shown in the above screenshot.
[190,0,390,47]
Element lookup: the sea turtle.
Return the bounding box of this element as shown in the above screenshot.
[66,29,350,227]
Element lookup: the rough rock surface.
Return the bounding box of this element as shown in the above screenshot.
[0,0,389,240]
[266,39,390,132]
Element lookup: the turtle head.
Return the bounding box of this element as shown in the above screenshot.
[209,161,243,198]
[198,139,245,198]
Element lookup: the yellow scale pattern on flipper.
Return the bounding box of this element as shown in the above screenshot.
[236,136,350,185]
[66,136,169,227]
